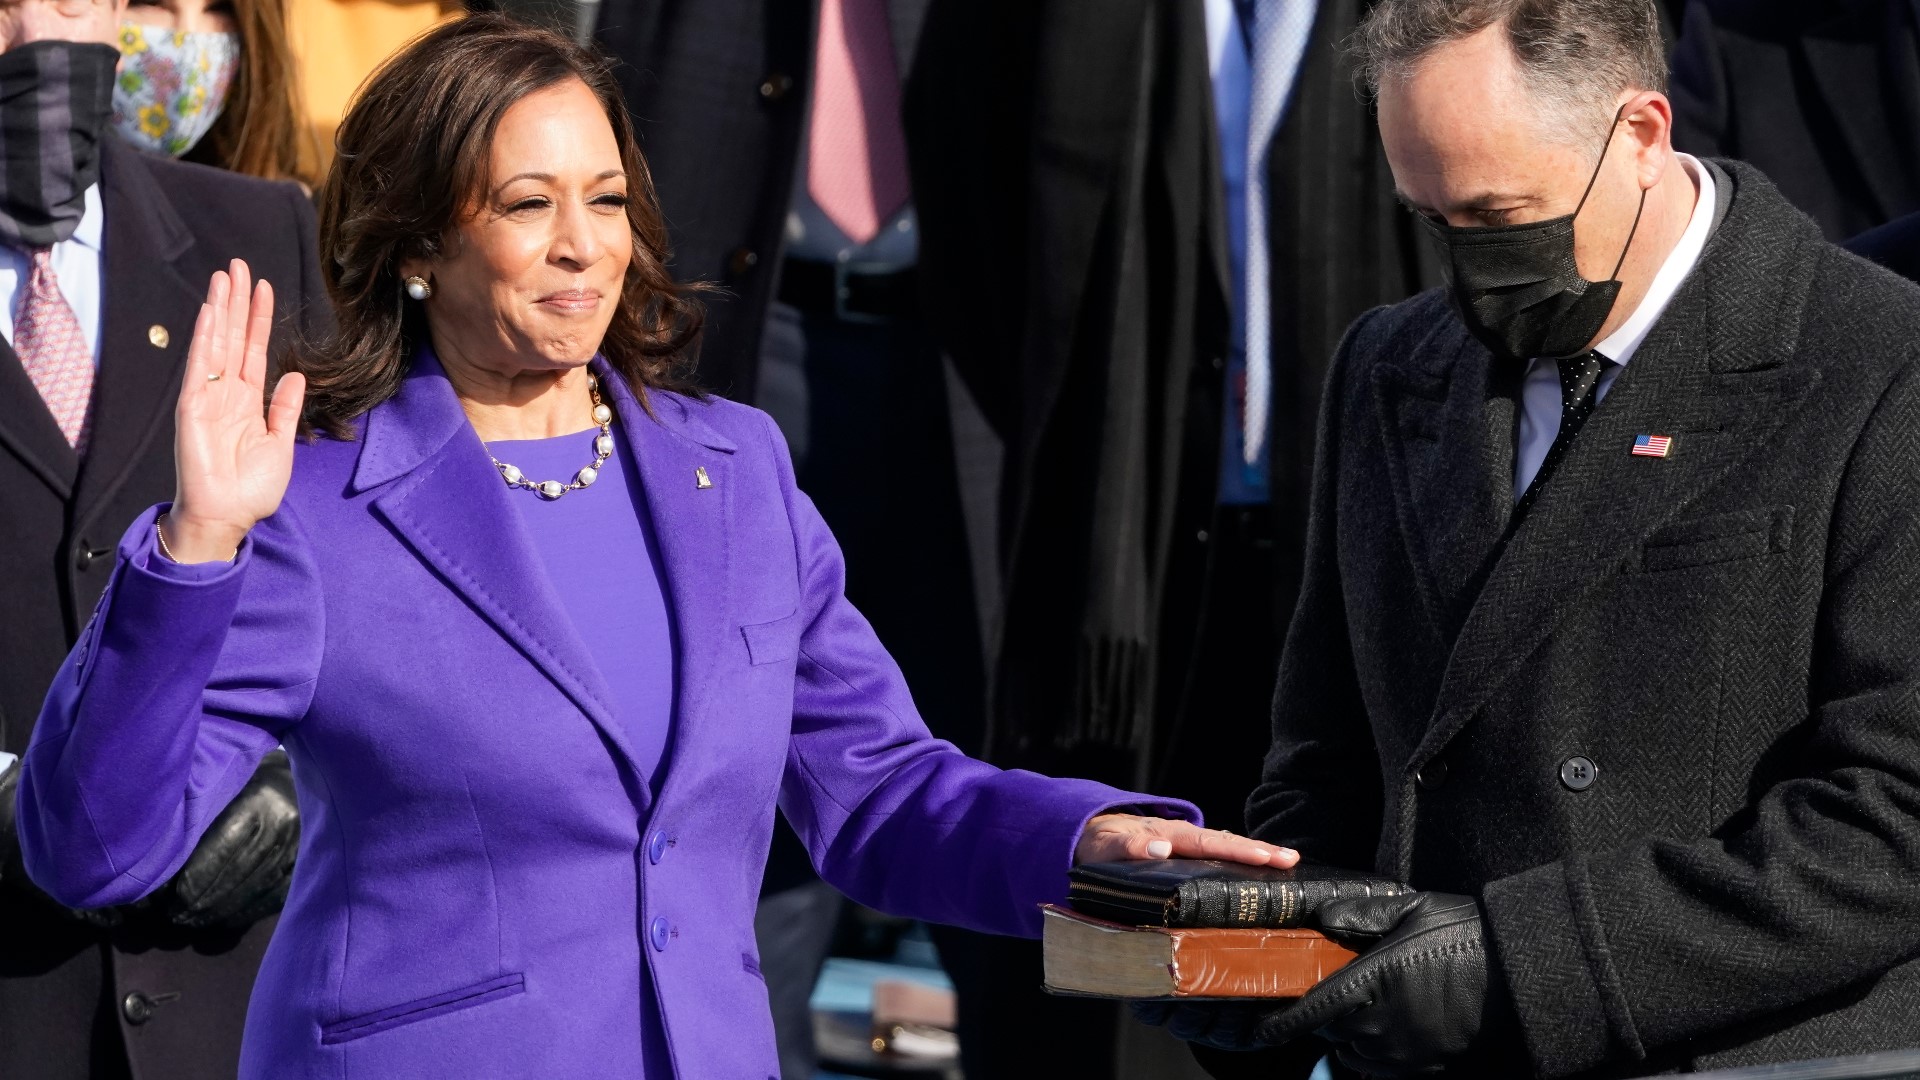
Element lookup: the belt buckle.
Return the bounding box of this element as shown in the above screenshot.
[833,258,898,326]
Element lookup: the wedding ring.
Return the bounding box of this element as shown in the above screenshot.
[207,372,223,382]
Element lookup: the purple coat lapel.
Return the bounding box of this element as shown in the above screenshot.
[593,362,737,809]
[350,352,647,797]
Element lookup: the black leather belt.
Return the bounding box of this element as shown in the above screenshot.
[778,258,918,324]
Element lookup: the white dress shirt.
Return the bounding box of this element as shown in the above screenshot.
[1513,154,1716,499]
[0,183,105,367]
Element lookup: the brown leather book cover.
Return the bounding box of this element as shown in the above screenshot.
[1040,904,1358,999]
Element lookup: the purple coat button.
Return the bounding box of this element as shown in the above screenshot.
[650,916,670,952]
[648,831,669,864]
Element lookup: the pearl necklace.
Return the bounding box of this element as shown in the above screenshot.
[487,374,614,500]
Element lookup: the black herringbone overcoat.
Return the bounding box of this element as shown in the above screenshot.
[1242,160,1920,1077]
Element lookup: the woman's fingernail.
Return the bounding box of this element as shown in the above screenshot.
[1278,847,1298,861]
[1146,840,1173,859]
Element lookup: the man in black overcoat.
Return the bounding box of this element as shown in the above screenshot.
[0,10,328,1076]
[1147,0,1920,1076]
[1669,0,1920,241]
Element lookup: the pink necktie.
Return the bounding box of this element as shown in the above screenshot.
[808,0,910,246]
[16,249,93,452]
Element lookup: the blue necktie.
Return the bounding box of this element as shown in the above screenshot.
[1241,0,1316,466]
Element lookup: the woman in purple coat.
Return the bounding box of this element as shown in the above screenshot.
[13,15,1293,1079]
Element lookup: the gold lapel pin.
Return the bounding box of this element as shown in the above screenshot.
[695,466,712,489]
[147,325,169,348]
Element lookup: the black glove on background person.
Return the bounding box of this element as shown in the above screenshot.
[157,749,300,930]
[1256,891,1516,1076]
[1,752,297,931]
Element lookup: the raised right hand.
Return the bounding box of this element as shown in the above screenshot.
[164,259,306,562]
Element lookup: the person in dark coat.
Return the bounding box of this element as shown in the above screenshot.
[0,6,329,1076]
[1145,0,1920,1076]
[1669,0,1920,241]
[903,0,1434,1075]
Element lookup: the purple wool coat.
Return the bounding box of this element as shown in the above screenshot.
[16,352,1198,1079]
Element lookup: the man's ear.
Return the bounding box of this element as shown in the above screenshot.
[1622,90,1675,190]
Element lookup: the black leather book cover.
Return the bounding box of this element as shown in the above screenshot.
[1067,860,1406,929]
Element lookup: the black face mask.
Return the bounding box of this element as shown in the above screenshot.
[1419,107,1647,365]
[0,40,118,249]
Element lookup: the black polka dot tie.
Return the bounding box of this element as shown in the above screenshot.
[1514,351,1617,519]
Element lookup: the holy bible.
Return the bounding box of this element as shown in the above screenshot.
[1042,860,1401,999]
[1041,905,1359,999]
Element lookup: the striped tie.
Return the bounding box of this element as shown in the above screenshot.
[1242,0,1317,465]
[15,248,93,451]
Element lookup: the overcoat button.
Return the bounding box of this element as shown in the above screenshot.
[758,72,794,100]
[650,916,671,952]
[1560,756,1599,791]
[728,248,760,275]
[1415,760,1448,790]
[648,831,669,865]
[122,992,156,1025]
[147,324,169,348]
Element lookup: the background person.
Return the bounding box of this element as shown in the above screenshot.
[905,1,1437,1072]
[16,17,1291,1078]
[113,0,316,185]
[1669,0,1920,241]
[1148,0,1920,1075]
[0,0,330,1076]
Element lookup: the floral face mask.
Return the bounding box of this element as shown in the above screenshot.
[111,23,240,157]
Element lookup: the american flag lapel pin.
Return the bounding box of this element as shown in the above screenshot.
[1632,434,1674,458]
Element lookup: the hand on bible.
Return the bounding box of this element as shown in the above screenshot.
[165,259,306,563]
[1073,814,1296,868]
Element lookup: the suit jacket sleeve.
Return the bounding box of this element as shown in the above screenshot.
[16,502,322,909]
[1668,2,1732,160]
[756,413,1200,937]
[1482,359,1920,1076]
[1244,309,1388,869]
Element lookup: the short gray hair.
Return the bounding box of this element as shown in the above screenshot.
[1352,0,1667,144]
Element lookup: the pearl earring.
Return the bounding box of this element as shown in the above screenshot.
[404,275,432,301]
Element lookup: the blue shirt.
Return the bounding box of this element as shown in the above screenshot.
[1209,0,1301,505]
[0,184,105,366]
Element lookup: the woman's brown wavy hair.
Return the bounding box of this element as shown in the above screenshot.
[290,13,706,438]
[181,0,316,186]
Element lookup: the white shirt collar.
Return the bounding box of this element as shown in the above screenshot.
[1589,153,1714,368]
[70,183,104,253]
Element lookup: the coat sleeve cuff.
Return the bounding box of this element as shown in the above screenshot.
[1481,857,1621,1077]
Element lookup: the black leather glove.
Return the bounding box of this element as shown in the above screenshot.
[153,750,300,930]
[1256,891,1515,1076]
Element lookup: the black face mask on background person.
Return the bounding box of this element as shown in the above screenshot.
[0,40,118,250]
[1419,106,1648,366]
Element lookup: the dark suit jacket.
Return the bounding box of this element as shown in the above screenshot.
[1845,208,1920,281]
[1670,0,1920,241]
[593,0,930,401]
[909,0,1433,786]
[1229,160,1920,1077]
[0,139,329,1080]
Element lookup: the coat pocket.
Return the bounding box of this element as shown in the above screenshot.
[1634,506,1792,574]
[319,973,525,1045]
[741,611,802,666]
